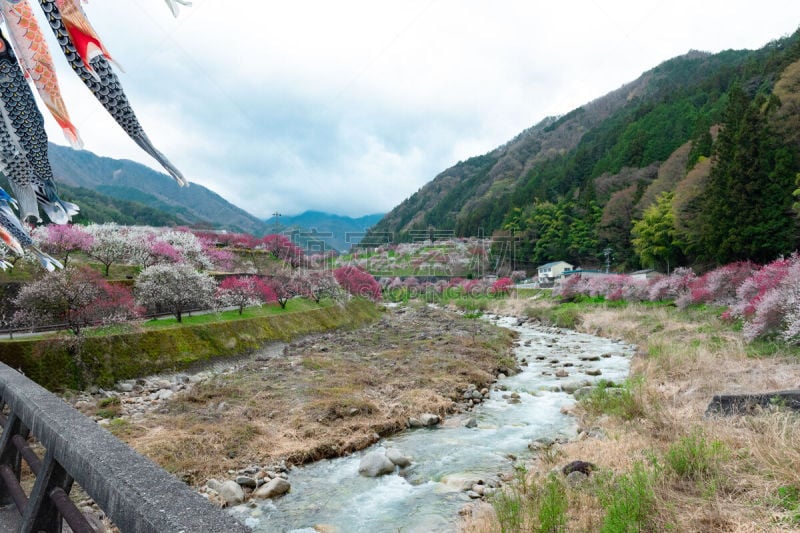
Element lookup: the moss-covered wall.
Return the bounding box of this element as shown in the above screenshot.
[0,299,380,390]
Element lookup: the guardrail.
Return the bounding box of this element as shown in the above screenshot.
[0,363,250,532]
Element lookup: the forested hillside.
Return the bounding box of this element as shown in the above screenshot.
[45,144,270,235]
[368,30,800,271]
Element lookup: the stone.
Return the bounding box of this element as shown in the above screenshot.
[408,418,423,428]
[253,478,291,499]
[115,381,135,393]
[207,478,224,492]
[419,413,440,426]
[385,448,412,468]
[561,379,591,394]
[585,369,602,376]
[219,480,245,505]
[358,450,396,477]
[465,417,478,429]
[156,389,174,401]
[471,484,485,496]
[555,369,569,378]
[562,460,595,476]
[236,476,257,488]
[573,387,595,400]
[466,490,482,499]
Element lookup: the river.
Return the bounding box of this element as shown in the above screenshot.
[230,314,635,532]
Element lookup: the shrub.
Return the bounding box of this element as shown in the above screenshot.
[491,467,568,533]
[491,277,514,296]
[728,257,793,320]
[580,379,645,421]
[596,462,657,533]
[333,266,381,301]
[647,267,695,305]
[686,261,757,307]
[664,429,727,482]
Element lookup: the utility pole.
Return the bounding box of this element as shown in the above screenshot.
[603,247,612,273]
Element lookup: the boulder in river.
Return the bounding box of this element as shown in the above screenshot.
[253,477,291,499]
[358,450,396,477]
[419,413,440,426]
[561,379,591,394]
[386,448,412,468]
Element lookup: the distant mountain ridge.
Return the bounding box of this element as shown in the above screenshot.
[265,211,384,252]
[46,143,270,235]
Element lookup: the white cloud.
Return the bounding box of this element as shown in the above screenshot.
[25,0,800,219]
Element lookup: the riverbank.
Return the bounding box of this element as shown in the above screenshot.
[3,299,379,389]
[463,298,800,531]
[71,304,518,488]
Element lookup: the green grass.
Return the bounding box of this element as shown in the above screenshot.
[745,338,800,358]
[142,299,329,329]
[663,429,727,483]
[580,379,646,421]
[95,396,122,418]
[491,466,568,533]
[774,485,800,524]
[596,462,657,533]
[525,303,583,329]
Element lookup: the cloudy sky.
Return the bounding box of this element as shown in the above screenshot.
[29,1,800,219]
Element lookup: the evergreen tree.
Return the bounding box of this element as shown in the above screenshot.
[698,87,798,264]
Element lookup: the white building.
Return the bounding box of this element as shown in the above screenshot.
[537,261,574,283]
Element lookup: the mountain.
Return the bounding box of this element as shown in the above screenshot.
[368,30,800,271]
[265,211,384,252]
[44,144,270,235]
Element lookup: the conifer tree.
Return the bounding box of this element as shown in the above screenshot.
[698,87,797,264]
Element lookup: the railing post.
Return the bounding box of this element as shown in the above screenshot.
[0,412,26,507]
[20,449,73,533]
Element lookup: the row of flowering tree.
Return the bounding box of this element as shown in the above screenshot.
[378,276,514,302]
[9,264,382,332]
[29,224,316,277]
[551,254,800,344]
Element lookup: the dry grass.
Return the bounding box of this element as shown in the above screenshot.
[461,300,800,532]
[115,305,517,485]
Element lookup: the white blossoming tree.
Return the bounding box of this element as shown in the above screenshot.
[85,223,137,277]
[135,264,217,322]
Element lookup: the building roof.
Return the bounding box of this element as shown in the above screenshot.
[538,261,572,269]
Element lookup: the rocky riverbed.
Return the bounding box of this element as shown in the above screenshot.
[64,305,517,488]
[224,313,634,532]
[61,305,635,531]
